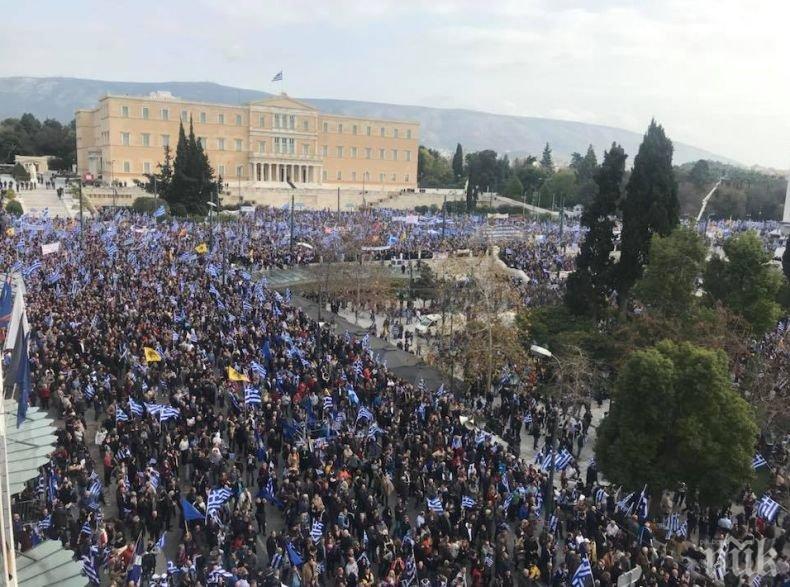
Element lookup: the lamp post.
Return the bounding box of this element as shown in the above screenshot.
[529,344,562,523]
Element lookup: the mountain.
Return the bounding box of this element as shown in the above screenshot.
[0,76,733,165]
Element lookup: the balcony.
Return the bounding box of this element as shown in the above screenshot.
[248,151,322,163]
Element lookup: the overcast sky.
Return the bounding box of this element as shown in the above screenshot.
[2,0,789,168]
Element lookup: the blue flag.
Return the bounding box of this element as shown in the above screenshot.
[180,497,204,522]
[286,541,303,567]
[16,331,31,428]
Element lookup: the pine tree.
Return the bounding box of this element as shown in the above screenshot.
[540,143,554,174]
[167,119,215,215]
[452,143,464,182]
[565,143,626,316]
[167,121,191,212]
[617,120,679,305]
[783,239,790,283]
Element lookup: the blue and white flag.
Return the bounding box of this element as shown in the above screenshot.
[554,449,573,471]
[115,446,131,461]
[310,519,324,543]
[116,409,129,423]
[153,205,166,218]
[756,495,780,522]
[752,453,768,469]
[461,496,476,509]
[128,397,144,417]
[427,496,444,514]
[250,361,267,378]
[272,70,283,82]
[160,406,181,422]
[206,487,233,519]
[615,491,634,513]
[322,396,333,411]
[245,386,262,405]
[82,554,100,585]
[37,514,52,533]
[356,406,373,422]
[572,556,593,587]
[636,486,649,520]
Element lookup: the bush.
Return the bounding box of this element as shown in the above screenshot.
[5,189,16,200]
[12,163,30,182]
[170,203,188,217]
[5,200,23,216]
[131,196,161,214]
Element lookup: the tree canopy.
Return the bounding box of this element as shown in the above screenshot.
[595,340,756,507]
[164,120,217,216]
[417,146,454,188]
[704,231,783,333]
[0,113,76,169]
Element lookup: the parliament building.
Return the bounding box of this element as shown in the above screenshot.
[76,92,419,191]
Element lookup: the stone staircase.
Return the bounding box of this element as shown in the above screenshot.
[15,188,77,218]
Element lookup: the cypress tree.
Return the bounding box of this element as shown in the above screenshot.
[167,121,190,212]
[565,143,626,316]
[783,239,790,283]
[452,143,464,182]
[540,143,554,174]
[167,118,215,215]
[617,120,679,305]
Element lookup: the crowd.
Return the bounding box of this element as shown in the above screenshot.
[2,207,787,587]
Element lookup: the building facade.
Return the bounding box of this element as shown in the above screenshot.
[76,92,419,190]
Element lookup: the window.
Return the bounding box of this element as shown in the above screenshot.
[181,110,188,122]
[336,171,342,180]
[336,146,344,158]
[258,141,265,153]
[352,125,358,135]
[380,127,385,137]
[366,126,371,136]
[288,138,295,154]
[303,120,309,131]
[143,162,151,174]
[365,148,372,159]
[199,112,207,123]
[338,123,343,134]
[274,114,281,129]
[350,147,357,159]
[405,150,412,162]
[322,170,328,181]
[236,114,242,126]
[289,115,295,129]
[379,173,385,182]
[121,132,130,146]
[391,173,397,181]
[161,134,170,147]
[406,129,412,139]
[217,138,225,151]
[123,161,131,173]
[392,149,398,161]
[321,145,328,157]
[236,165,243,177]
[161,108,169,121]
[352,171,357,181]
[218,164,225,176]
[141,133,150,147]
[393,128,399,139]
[142,107,149,119]
[323,122,328,132]
[379,148,385,160]
[405,173,410,182]
[274,137,281,153]
[121,105,129,117]
[258,115,265,127]
[302,144,310,156]
[235,139,243,151]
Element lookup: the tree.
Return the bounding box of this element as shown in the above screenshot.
[465,150,501,210]
[688,159,711,188]
[12,162,29,181]
[0,114,76,166]
[5,200,22,216]
[633,227,706,318]
[502,175,524,198]
[572,145,599,206]
[596,340,757,506]
[417,146,453,188]
[167,120,216,215]
[704,231,783,333]
[617,120,680,304]
[783,239,790,283]
[565,143,626,316]
[539,169,578,208]
[540,142,554,174]
[452,143,464,183]
[143,145,173,197]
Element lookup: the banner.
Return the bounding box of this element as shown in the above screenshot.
[41,242,61,255]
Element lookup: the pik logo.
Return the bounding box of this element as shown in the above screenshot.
[704,536,778,579]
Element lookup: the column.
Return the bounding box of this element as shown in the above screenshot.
[263,163,269,182]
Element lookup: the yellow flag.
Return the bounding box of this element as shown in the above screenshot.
[143,347,162,362]
[195,243,208,254]
[5,227,14,237]
[228,367,249,382]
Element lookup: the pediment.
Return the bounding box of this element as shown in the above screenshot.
[250,94,317,112]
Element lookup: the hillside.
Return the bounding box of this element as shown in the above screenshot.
[0,77,734,166]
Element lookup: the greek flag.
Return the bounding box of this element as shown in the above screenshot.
[548,514,558,533]
[207,487,233,518]
[149,469,160,490]
[367,423,382,439]
[144,402,164,416]
[427,496,444,513]
[357,406,374,422]
[539,450,554,470]
[115,446,131,461]
[153,205,166,218]
[160,406,181,421]
[116,409,129,423]
[502,493,513,510]
[23,259,43,277]
[403,555,417,584]
[523,413,532,425]
[37,514,51,532]
[242,300,253,313]
[353,359,363,377]
[208,567,235,583]
[484,553,494,568]
[88,478,102,500]
[272,70,283,82]
[752,575,762,587]
[46,270,61,284]
[756,495,780,522]
[664,513,682,538]
[323,396,333,410]
[752,453,768,469]
[270,552,283,569]
[245,386,262,405]
[594,487,607,504]
[128,397,144,417]
[207,265,219,279]
[166,561,180,575]
[435,384,447,398]
[105,244,118,257]
[475,431,492,445]
[84,383,96,400]
[250,361,267,378]
[677,520,688,538]
[82,554,100,585]
[572,556,593,587]
[615,491,634,513]
[554,449,573,471]
[81,520,93,535]
[310,519,324,543]
[636,486,649,520]
[462,496,476,509]
[156,532,166,550]
[714,541,727,582]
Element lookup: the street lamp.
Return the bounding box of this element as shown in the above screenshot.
[529,344,562,524]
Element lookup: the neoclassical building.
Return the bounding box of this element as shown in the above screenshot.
[76,92,419,190]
